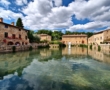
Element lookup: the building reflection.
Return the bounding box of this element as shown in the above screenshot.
[62,47,110,64]
[0,47,110,78]
[0,51,31,77]
[40,49,51,57]
[62,47,88,56]
[88,49,110,64]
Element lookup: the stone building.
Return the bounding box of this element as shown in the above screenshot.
[88,29,110,45]
[88,31,103,45]
[62,34,88,45]
[103,29,110,42]
[0,18,29,45]
[34,34,51,42]
[88,35,94,45]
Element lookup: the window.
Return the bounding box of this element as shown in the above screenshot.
[100,37,102,40]
[19,34,21,39]
[12,34,15,39]
[5,24,8,28]
[97,38,99,40]
[82,40,84,44]
[4,32,8,38]
[19,29,21,31]
[25,36,27,40]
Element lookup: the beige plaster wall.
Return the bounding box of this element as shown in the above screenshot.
[62,36,87,45]
[93,32,104,45]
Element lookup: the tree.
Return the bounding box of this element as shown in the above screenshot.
[65,31,72,34]
[16,18,24,28]
[36,29,52,35]
[28,31,34,43]
[52,31,63,40]
[86,32,93,38]
[28,31,40,43]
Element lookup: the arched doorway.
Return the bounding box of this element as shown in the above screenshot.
[15,42,20,45]
[25,42,27,45]
[82,40,84,44]
[7,42,14,45]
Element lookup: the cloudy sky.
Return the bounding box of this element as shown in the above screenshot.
[0,0,110,32]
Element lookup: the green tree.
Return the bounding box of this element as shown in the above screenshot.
[16,18,24,28]
[86,32,94,38]
[52,31,63,40]
[65,31,72,34]
[28,31,40,43]
[36,29,52,35]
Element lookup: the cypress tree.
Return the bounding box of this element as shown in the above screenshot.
[16,18,24,28]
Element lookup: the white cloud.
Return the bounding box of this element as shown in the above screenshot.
[0,7,23,21]
[22,0,73,30]
[15,0,28,6]
[67,21,110,31]
[1,0,110,31]
[69,0,110,21]
[53,0,62,6]
[0,0,10,7]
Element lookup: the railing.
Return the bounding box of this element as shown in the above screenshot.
[7,37,22,40]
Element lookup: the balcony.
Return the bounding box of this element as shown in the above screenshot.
[6,36,22,40]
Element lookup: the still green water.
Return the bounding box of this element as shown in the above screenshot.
[0,47,110,90]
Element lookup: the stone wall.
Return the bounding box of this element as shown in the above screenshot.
[0,22,29,45]
[0,45,30,53]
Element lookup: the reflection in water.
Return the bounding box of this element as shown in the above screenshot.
[68,48,71,55]
[0,47,110,90]
[62,47,87,56]
[88,49,110,64]
[0,51,32,77]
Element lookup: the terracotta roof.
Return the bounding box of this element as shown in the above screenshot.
[94,31,103,35]
[94,29,110,35]
[62,34,87,37]
[0,22,29,31]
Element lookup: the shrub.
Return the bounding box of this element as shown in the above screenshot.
[50,41,61,44]
[38,44,49,48]
[98,45,101,51]
[59,43,66,48]
[90,44,92,50]
[29,46,33,51]
[71,45,75,47]
[79,44,88,48]
[12,46,16,53]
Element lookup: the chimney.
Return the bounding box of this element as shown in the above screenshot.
[11,22,14,26]
[0,18,3,22]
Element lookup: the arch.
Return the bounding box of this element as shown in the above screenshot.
[7,41,14,45]
[15,42,20,45]
[82,40,84,44]
[25,42,27,45]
